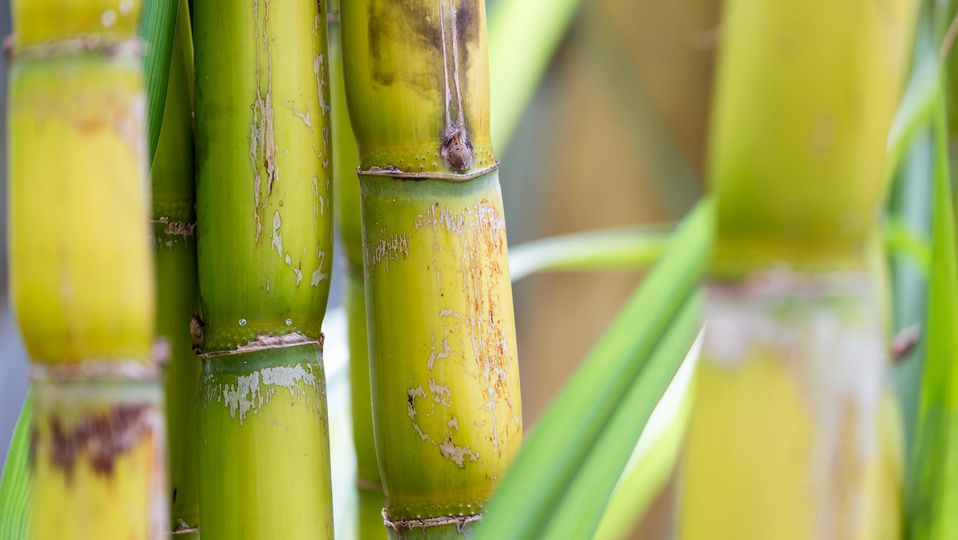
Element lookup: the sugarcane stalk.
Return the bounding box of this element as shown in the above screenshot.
[329,2,387,535]
[193,0,335,538]
[340,1,523,536]
[8,2,166,538]
[679,1,917,539]
[150,0,200,533]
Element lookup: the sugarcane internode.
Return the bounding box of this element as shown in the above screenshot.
[679,0,917,539]
[341,0,523,537]
[194,0,335,537]
[682,271,899,540]
[150,1,201,532]
[8,1,168,539]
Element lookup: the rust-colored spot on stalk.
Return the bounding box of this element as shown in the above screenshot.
[47,405,156,479]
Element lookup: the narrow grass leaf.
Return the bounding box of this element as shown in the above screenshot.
[908,97,958,539]
[140,0,181,163]
[0,395,31,540]
[540,293,703,540]
[509,225,669,281]
[477,198,713,539]
[489,0,584,150]
[593,354,697,540]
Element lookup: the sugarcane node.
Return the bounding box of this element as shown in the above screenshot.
[359,161,498,181]
[29,361,161,383]
[4,36,144,63]
[46,404,157,480]
[150,217,197,239]
[441,125,474,172]
[198,332,323,359]
[382,511,481,534]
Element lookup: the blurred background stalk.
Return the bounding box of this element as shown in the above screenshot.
[8,0,165,538]
[148,0,200,534]
[679,1,917,539]
[328,1,386,535]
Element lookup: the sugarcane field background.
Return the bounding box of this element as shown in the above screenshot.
[2,0,958,539]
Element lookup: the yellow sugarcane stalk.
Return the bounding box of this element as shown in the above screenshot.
[680,1,917,539]
[341,1,522,536]
[8,2,166,539]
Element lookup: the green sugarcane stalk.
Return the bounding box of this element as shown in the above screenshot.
[340,0,523,536]
[329,1,387,536]
[150,0,200,533]
[679,1,917,539]
[8,1,166,538]
[193,0,335,538]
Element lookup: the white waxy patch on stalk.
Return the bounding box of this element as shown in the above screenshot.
[428,334,452,369]
[272,211,283,255]
[289,101,312,131]
[101,9,117,27]
[407,384,479,469]
[219,364,318,424]
[367,232,409,269]
[311,251,328,287]
[312,177,320,224]
[408,386,427,420]
[429,379,452,406]
[703,277,883,537]
[119,0,134,14]
[439,438,479,469]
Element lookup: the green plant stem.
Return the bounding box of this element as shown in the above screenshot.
[477,198,713,539]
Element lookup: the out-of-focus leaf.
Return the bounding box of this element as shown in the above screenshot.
[141,0,181,163]
[540,308,702,540]
[593,341,698,540]
[886,217,933,275]
[489,0,583,150]
[476,198,713,540]
[509,225,669,281]
[0,396,31,540]
[908,96,958,539]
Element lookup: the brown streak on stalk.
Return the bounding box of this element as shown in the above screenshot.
[439,0,473,171]
[416,198,513,456]
[46,405,158,479]
[367,1,442,87]
[249,0,277,241]
[313,53,331,170]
